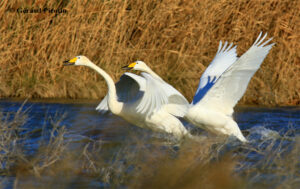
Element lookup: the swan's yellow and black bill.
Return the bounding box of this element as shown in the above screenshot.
[121,62,136,70]
[63,57,77,66]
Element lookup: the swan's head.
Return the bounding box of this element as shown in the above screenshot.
[122,60,149,71]
[63,55,91,66]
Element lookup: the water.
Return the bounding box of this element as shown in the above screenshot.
[0,100,299,188]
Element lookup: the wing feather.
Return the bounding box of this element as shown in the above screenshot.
[96,72,146,113]
[97,71,189,117]
[136,72,168,115]
[95,94,109,114]
[194,32,274,115]
[135,73,190,117]
[161,85,190,117]
[192,40,238,104]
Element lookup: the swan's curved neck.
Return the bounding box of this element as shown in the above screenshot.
[85,61,123,114]
[143,66,163,81]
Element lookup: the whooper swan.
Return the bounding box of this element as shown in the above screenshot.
[63,56,190,139]
[123,32,274,142]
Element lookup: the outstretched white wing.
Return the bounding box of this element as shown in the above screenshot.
[135,72,190,117]
[96,72,146,113]
[135,72,169,115]
[97,72,189,117]
[96,94,109,114]
[192,41,237,104]
[160,82,190,117]
[193,32,274,116]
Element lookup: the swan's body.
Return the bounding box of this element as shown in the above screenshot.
[120,60,190,118]
[63,56,190,139]
[127,32,274,142]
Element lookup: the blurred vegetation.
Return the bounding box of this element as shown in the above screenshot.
[0,106,300,188]
[0,0,299,105]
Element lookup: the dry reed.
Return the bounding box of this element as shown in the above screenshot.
[0,0,299,105]
[0,105,299,188]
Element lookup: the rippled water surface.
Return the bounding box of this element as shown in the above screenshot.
[0,100,299,188]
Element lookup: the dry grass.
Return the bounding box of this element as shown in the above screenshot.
[0,0,299,105]
[0,102,28,175]
[0,105,299,188]
[0,105,240,188]
[131,139,244,189]
[0,104,67,186]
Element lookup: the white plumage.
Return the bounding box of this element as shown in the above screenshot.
[188,32,274,142]
[127,32,274,142]
[63,56,190,139]
[192,41,238,104]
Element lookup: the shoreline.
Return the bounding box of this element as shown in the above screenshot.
[0,98,298,109]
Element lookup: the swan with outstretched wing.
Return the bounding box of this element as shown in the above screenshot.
[185,32,274,142]
[124,32,274,142]
[63,56,190,139]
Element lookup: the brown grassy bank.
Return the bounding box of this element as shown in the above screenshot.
[0,0,299,105]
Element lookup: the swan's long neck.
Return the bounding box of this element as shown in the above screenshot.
[143,66,164,81]
[85,61,123,114]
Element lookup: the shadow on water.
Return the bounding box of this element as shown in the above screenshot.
[0,100,299,188]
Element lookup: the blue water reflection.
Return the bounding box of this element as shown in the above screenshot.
[0,100,299,188]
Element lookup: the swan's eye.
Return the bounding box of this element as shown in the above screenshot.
[78,57,80,59]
